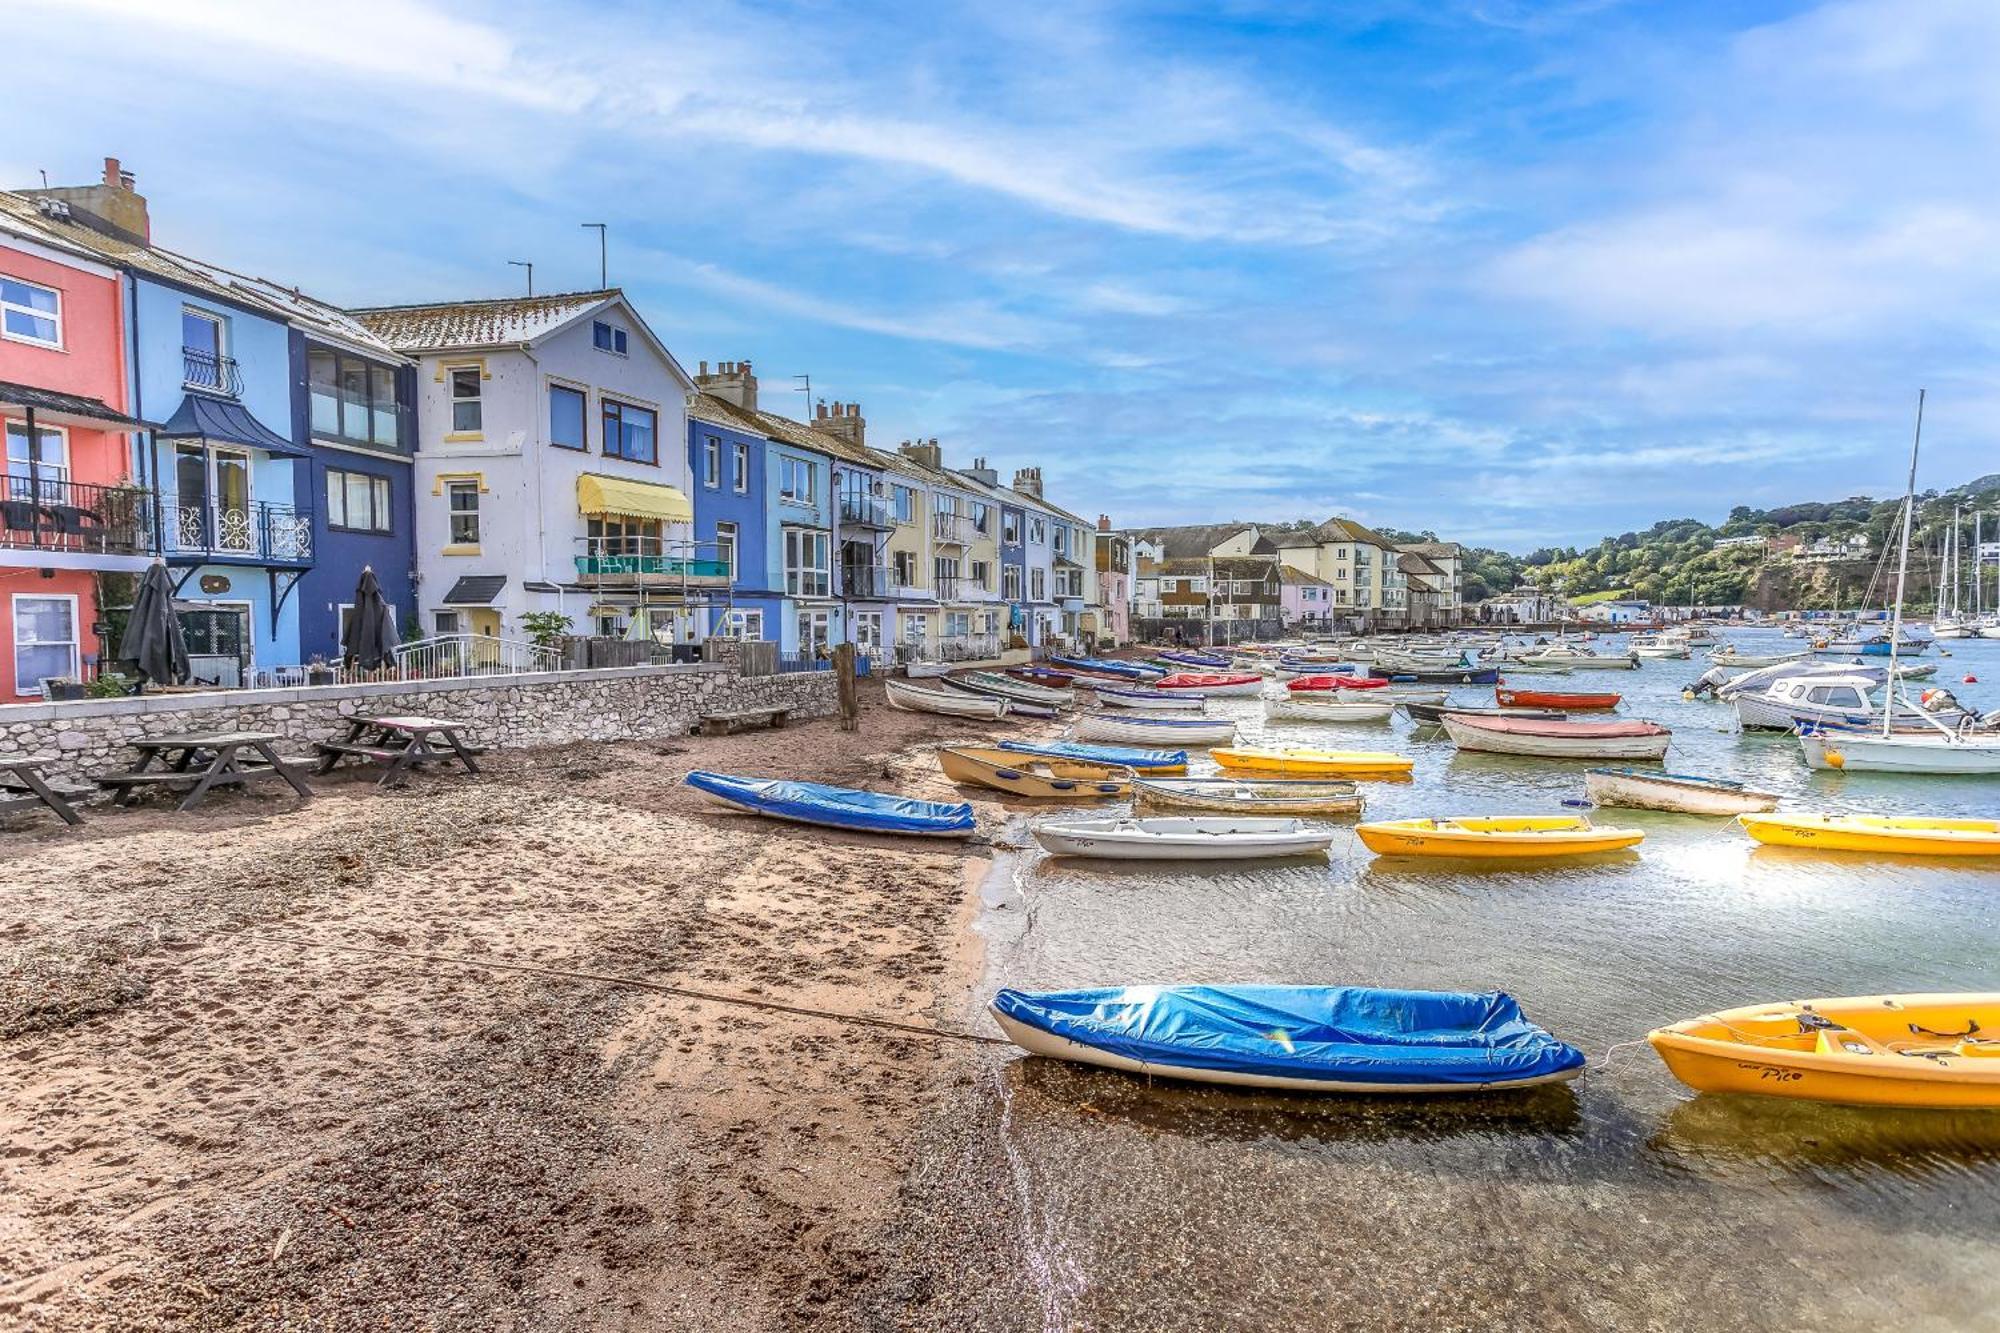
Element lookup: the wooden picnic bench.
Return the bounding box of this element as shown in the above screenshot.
[698,707,791,737]
[96,732,314,812]
[0,755,91,826]
[314,715,482,788]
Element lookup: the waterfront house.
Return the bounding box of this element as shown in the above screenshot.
[1093,516,1130,647]
[1277,565,1335,631]
[1270,517,1399,629]
[1398,541,1464,624]
[686,379,779,643]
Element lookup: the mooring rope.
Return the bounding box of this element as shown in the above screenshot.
[247,933,1012,1045]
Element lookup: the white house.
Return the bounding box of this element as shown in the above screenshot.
[353,290,699,643]
[1578,599,1651,625]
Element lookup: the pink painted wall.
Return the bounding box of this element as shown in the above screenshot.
[0,239,131,490]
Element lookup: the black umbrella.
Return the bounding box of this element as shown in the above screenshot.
[343,565,401,669]
[118,558,190,687]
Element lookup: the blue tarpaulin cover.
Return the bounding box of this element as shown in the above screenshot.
[1051,656,1157,680]
[998,740,1188,771]
[992,985,1585,1087]
[1158,651,1232,667]
[684,771,975,836]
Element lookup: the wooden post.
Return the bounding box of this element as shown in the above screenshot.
[834,642,860,731]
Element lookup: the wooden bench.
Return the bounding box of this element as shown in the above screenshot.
[698,707,790,737]
[96,732,314,812]
[314,716,481,788]
[0,757,92,827]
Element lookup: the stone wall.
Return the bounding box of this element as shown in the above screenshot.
[0,662,837,787]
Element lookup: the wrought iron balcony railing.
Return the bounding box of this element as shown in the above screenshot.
[163,500,313,565]
[183,346,244,397]
[0,477,155,556]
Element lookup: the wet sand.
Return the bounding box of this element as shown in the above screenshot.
[0,683,1031,1332]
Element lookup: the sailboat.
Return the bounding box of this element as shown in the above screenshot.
[1933,506,1971,638]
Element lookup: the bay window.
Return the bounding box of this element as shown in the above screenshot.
[784,527,829,596]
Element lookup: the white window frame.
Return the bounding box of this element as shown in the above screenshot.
[1029,518,1046,544]
[181,306,226,382]
[1030,568,1046,601]
[1,274,62,349]
[732,442,749,493]
[5,418,70,490]
[784,527,829,596]
[779,455,816,505]
[434,610,463,635]
[852,611,883,652]
[1002,512,1020,544]
[447,364,483,433]
[446,479,481,545]
[1002,566,1022,600]
[12,592,80,695]
[714,520,738,579]
[703,435,720,488]
[719,608,765,640]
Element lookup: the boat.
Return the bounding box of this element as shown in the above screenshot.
[1708,647,1810,668]
[1051,656,1161,681]
[1152,672,1266,697]
[1211,746,1414,776]
[990,985,1587,1093]
[1156,650,1233,669]
[1006,666,1076,687]
[1132,776,1363,816]
[1729,673,1918,732]
[1798,726,2000,775]
[1583,768,1780,815]
[1494,661,1575,675]
[1365,666,1501,685]
[937,746,1131,798]
[1089,684,1208,711]
[1399,701,1567,726]
[1030,816,1336,860]
[1648,993,2000,1108]
[1442,715,1671,761]
[1517,646,1638,671]
[1629,635,1691,659]
[940,681,1059,720]
[1287,674,1384,692]
[1338,686,1448,705]
[1355,814,1644,858]
[1071,712,1237,746]
[1264,695,1396,723]
[999,740,1188,773]
[885,678,1010,719]
[1739,813,2000,855]
[1495,686,1620,712]
[944,670,1070,709]
[684,771,976,838]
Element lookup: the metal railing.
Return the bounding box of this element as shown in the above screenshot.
[934,573,963,599]
[900,633,1000,665]
[838,492,894,528]
[394,634,562,678]
[164,500,314,563]
[573,534,730,580]
[932,512,973,544]
[183,346,244,397]
[840,563,893,597]
[0,477,154,555]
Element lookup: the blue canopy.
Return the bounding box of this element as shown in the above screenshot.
[685,771,975,836]
[159,393,309,457]
[999,740,1187,771]
[992,985,1584,1088]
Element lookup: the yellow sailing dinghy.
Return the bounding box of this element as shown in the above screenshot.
[1738,813,2000,857]
[1211,746,1414,777]
[1649,994,2000,1109]
[1356,814,1643,859]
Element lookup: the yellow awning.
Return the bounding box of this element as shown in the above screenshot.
[576,473,692,523]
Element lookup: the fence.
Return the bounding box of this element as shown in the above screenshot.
[778,653,875,676]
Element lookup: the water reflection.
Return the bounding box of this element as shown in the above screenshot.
[1652,1092,2000,1187]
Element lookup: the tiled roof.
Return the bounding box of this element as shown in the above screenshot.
[350,290,615,351]
[1124,523,1258,559]
[1277,565,1332,586]
[747,408,876,466]
[1313,515,1396,548]
[687,391,769,436]
[1398,550,1445,576]
[1400,540,1461,558]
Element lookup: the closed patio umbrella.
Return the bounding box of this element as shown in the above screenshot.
[343,565,402,669]
[118,558,190,687]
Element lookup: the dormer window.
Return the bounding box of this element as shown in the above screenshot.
[592,320,629,355]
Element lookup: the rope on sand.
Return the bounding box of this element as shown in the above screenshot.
[247,933,1012,1045]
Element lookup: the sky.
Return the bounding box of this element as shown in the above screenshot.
[8,0,1999,551]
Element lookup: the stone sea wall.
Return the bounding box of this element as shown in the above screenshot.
[0,662,837,787]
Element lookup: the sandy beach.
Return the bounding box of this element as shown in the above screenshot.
[0,683,1030,1331]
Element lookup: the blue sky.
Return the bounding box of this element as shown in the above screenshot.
[11,0,1999,551]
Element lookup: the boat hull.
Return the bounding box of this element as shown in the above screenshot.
[685,771,976,838]
[1583,767,1779,815]
[1072,713,1236,746]
[1264,698,1396,723]
[1092,685,1208,711]
[1356,815,1643,858]
[1031,816,1334,860]
[1442,716,1670,761]
[1496,687,1620,711]
[1800,732,2000,775]
[1132,777,1363,816]
[885,679,1010,719]
[937,747,1131,798]
[999,740,1188,773]
[1212,747,1413,776]
[1739,812,2000,855]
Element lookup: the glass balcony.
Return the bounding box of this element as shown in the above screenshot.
[932,512,973,545]
[574,535,730,582]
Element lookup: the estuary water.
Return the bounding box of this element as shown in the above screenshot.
[970,631,2000,1331]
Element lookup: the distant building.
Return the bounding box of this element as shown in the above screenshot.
[1578,599,1651,625]
[1712,533,1767,551]
[1277,565,1335,629]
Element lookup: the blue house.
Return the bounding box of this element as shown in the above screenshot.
[998,499,1028,646]
[688,383,781,643]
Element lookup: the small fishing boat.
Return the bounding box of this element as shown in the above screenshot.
[999,739,1188,773]
[1518,647,1638,670]
[944,670,1070,709]
[885,677,1010,719]
[1031,816,1336,860]
[1648,993,2000,1108]
[684,771,975,837]
[1072,712,1237,746]
[1738,813,2000,856]
[1090,684,1208,711]
[1399,702,1566,726]
[1156,650,1233,669]
[1495,686,1621,711]
[1152,672,1266,697]
[1132,777,1363,816]
[1264,695,1395,723]
[1798,727,2000,775]
[990,985,1587,1093]
[1629,635,1691,660]
[1356,814,1644,858]
[937,746,1131,798]
[1442,715,1671,761]
[1006,666,1076,687]
[1051,656,1162,681]
[1211,746,1414,776]
[1287,674,1384,692]
[1337,686,1448,705]
[1583,768,1780,815]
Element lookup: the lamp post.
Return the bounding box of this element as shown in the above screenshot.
[507,260,533,295]
[581,223,607,288]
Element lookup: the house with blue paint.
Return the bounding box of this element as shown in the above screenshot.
[687,373,780,642]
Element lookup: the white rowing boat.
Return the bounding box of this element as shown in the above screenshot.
[1442,715,1671,760]
[1091,684,1208,711]
[1132,777,1363,815]
[885,678,1010,719]
[1583,767,1780,815]
[1264,695,1395,723]
[1031,816,1336,860]
[1071,712,1237,746]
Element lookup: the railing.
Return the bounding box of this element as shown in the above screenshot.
[183,346,244,397]
[839,493,894,528]
[840,563,893,597]
[779,652,876,676]
[0,478,154,555]
[934,573,963,599]
[574,535,730,581]
[932,512,973,544]
[164,501,314,564]
[393,634,562,678]
[900,633,1000,665]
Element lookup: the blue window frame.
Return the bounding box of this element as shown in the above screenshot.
[601,399,656,465]
[550,384,586,450]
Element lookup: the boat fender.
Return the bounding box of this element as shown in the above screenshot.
[996,769,1024,780]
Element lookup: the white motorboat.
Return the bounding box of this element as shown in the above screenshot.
[1731,673,1905,732]
[1629,636,1691,659]
[1071,712,1237,747]
[885,678,1010,719]
[1800,727,2000,775]
[1442,715,1672,761]
[1518,646,1638,670]
[1264,696,1396,723]
[1583,767,1780,815]
[1091,684,1208,711]
[1031,816,1336,860]
[1708,647,1811,668]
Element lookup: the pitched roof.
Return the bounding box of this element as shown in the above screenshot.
[1277,565,1332,586]
[349,290,616,351]
[1398,550,1445,576]
[1313,515,1396,548]
[1124,523,1258,559]
[1399,540,1461,558]
[747,408,876,466]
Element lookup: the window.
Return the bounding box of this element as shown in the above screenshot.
[447,480,480,545]
[797,609,831,656]
[435,610,462,636]
[934,556,960,590]
[587,514,662,556]
[1,276,60,347]
[449,366,483,433]
[182,308,227,391]
[903,615,929,648]
[703,435,720,487]
[784,527,829,596]
[326,468,393,533]
[892,485,914,522]
[970,559,990,589]
[12,594,77,694]
[1029,518,1046,544]
[779,456,816,504]
[971,502,991,535]
[601,399,657,464]
[720,608,764,640]
[5,420,68,491]
[714,521,737,578]
[893,550,917,586]
[1002,566,1022,600]
[853,611,883,652]
[592,320,629,354]
[732,442,749,492]
[309,348,403,449]
[1002,511,1020,544]
[1030,568,1046,600]
[550,384,587,451]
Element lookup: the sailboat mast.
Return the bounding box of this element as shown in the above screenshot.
[1883,389,1924,738]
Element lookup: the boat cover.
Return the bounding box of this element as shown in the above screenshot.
[1051,656,1156,679]
[1080,711,1229,729]
[1159,652,1231,667]
[1288,675,1382,691]
[1451,717,1668,738]
[992,985,1584,1086]
[684,771,975,834]
[1154,672,1261,689]
[1000,740,1188,771]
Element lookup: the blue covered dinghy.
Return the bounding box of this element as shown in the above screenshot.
[991,985,1585,1093]
[998,740,1189,773]
[685,771,976,838]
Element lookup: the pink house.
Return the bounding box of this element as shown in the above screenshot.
[1279,564,1335,629]
[1094,516,1130,647]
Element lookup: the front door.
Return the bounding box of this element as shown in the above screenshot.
[178,604,250,687]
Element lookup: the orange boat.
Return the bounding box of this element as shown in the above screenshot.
[1495,686,1621,711]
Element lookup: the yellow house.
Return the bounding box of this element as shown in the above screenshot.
[1270,517,1399,625]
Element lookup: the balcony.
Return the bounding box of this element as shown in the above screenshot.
[841,563,894,598]
[934,574,964,600]
[183,347,244,398]
[574,536,730,585]
[839,492,894,529]
[164,500,314,566]
[1,478,155,557]
[932,512,973,546]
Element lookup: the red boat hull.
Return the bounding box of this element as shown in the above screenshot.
[1495,687,1621,711]
[1155,672,1261,690]
[1288,675,1384,692]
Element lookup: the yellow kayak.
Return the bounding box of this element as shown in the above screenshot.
[1357,814,1643,858]
[1211,746,1413,777]
[1739,813,2000,857]
[1650,994,2000,1109]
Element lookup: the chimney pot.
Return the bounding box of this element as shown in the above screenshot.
[699,360,709,376]
[1098,514,1110,531]
[103,157,121,188]
[740,359,750,375]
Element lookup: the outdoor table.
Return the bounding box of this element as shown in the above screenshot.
[96,731,314,812]
[0,755,90,826]
[314,715,481,788]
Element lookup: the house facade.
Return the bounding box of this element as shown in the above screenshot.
[687,386,778,644]
[1278,565,1335,629]
[1093,516,1130,647]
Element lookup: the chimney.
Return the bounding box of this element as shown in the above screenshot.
[1098,514,1111,532]
[816,400,866,448]
[692,357,758,412]
[1012,466,1043,498]
[965,455,1000,487]
[22,156,151,246]
[898,437,941,471]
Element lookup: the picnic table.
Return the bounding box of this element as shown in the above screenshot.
[314,715,482,788]
[96,732,314,812]
[0,755,91,826]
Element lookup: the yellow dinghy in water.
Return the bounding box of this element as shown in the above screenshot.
[1649,994,2000,1109]
[1211,746,1414,777]
[1357,814,1642,859]
[1738,813,2000,857]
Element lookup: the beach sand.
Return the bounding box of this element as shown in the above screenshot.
[0,683,1041,1331]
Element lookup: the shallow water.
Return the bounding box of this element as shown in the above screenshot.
[973,631,2000,1330]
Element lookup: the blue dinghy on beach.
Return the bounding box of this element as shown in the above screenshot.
[998,740,1189,773]
[1051,656,1162,681]
[684,771,976,838]
[990,985,1585,1093]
